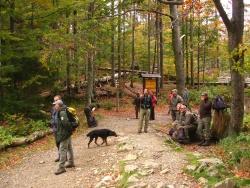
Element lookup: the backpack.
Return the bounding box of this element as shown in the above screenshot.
[213,96,226,111]
[66,107,80,130]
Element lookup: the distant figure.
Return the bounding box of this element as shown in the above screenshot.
[197,92,212,146]
[169,89,183,121]
[183,88,190,108]
[84,104,97,128]
[133,93,141,119]
[138,89,152,133]
[149,90,157,120]
[53,100,75,175]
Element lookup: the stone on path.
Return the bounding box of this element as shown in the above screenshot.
[128,182,148,188]
[198,158,223,165]
[124,154,137,161]
[214,178,235,188]
[160,168,170,175]
[186,165,196,171]
[143,159,161,169]
[198,177,208,185]
[125,164,138,173]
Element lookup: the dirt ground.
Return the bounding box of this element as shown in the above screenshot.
[0,110,198,188]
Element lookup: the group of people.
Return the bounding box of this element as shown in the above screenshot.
[135,88,227,146]
[168,90,212,146]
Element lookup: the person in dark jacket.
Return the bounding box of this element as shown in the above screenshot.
[133,93,141,119]
[197,92,212,146]
[50,95,66,162]
[53,100,75,175]
[84,104,97,128]
[138,89,152,133]
[149,90,157,120]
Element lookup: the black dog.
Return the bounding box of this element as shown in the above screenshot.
[86,129,118,148]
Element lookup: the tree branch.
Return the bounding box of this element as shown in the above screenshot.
[213,0,232,31]
[158,0,184,5]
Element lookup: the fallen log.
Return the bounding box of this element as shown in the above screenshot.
[0,129,53,151]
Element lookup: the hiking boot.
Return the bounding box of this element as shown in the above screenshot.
[144,130,148,133]
[138,131,142,134]
[198,140,205,146]
[54,168,66,175]
[54,157,60,162]
[201,140,210,146]
[65,163,75,168]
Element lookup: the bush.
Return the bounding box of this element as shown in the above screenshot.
[0,126,15,146]
[220,133,250,165]
[100,101,115,110]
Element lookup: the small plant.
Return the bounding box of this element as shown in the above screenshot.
[220,133,250,165]
[0,126,15,146]
[118,161,137,188]
[164,138,183,152]
[100,101,115,110]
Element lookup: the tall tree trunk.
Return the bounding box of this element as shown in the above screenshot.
[159,7,164,88]
[203,17,208,84]
[190,7,194,87]
[130,1,135,88]
[213,0,245,135]
[169,4,185,95]
[86,2,95,105]
[147,1,151,73]
[185,17,189,85]
[197,6,201,90]
[66,11,70,96]
[110,0,115,86]
[9,0,15,33]
[117,0,121,111]
[122,2,126,72]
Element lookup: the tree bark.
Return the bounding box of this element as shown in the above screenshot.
[159,7,164,88]
[190,7,194,87]
[110,0,115,87]
[213,0,245,135]
[147,1,151,73]
[185,17,189,85]
[86,2,95,105]
[130,1,135,88]
[169,4,185,95]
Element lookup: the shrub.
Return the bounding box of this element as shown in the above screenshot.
[0,126,15,146]
[100,101,115,110]
[220,133,250,165]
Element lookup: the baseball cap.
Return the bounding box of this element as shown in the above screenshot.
[201,92,208,96]
[53,100,63,105]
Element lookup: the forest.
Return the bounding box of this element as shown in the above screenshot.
[0,0,250,187]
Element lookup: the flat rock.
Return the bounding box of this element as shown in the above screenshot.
[128,182,148,188]
[125,164,138,173]
[156,182,169,188]
[160,168,170,175]
[124,154,137,161]
[198,177,208,185]
[198,158,223,165]
[186,165,196,171]
[127,174,139,184]
[214,178,235,188]
[143,160,161,169]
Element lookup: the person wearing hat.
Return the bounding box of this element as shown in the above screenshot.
[53,99,75,175]
[50,95,65,162]
[138,89,152,133]
[169,89,183,121]
[197,92,212,146]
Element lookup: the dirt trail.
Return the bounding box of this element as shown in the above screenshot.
[0,112,197,188]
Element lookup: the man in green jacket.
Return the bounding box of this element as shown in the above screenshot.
[53,100,75,175]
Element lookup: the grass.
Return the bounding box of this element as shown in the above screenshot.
[164,137,184,152]
[118,161,137,188]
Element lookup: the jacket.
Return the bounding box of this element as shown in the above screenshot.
[55,107,73,143]
[140,95,152,109]
[199,99,212,118]
[170,95,183,110]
